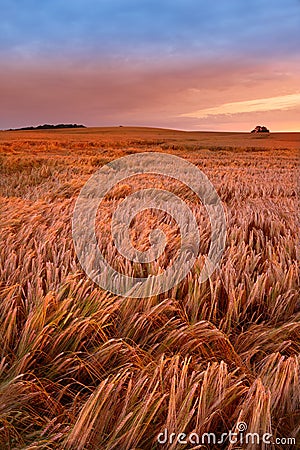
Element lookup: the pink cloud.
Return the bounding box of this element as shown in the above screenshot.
[1,57,299,131]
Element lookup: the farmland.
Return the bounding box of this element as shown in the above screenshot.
[0,127,299,449]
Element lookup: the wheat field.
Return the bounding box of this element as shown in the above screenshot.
[0,127,299,449]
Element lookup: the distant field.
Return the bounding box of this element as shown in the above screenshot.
[1,126,299,149]
[0,127,299,449]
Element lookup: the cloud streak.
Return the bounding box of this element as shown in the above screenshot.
[180,94,300,118]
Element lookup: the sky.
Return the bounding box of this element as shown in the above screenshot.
[1,0,300,131]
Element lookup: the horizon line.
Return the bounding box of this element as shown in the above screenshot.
[1,124,300,133]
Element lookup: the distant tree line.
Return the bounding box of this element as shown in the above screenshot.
[8,124,86,131]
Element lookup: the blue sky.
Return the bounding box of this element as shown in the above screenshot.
[1,0,300,130]
[1,0,299,60]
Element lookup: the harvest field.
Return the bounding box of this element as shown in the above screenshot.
[0,127,299,449]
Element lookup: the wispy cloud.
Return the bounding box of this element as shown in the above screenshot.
[180,93,300,118]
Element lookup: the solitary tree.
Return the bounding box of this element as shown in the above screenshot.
[251,125,270,133]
